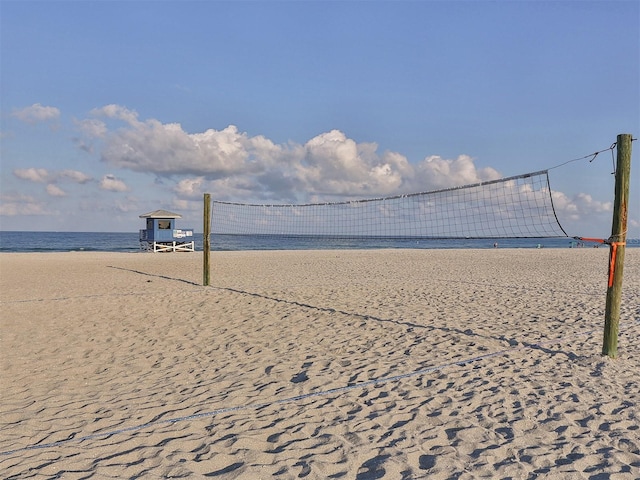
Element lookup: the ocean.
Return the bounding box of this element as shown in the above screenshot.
[1,231,635,253]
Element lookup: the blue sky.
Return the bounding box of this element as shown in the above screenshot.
[1,0,638,237]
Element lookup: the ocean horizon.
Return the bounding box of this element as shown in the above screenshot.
[2,231,637,253]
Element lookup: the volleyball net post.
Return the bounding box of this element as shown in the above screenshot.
[602,134,633,359]
[203,193,211,286]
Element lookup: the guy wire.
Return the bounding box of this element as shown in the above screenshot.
[547,142,617,171]
[548,137,636,174]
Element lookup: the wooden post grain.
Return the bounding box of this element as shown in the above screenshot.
[602,134,632,358]
[203,193,211,286]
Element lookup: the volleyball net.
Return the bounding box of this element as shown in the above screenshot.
[211,170,567,239]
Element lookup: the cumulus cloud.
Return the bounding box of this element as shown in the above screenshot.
[12,103,61,125]
[100,174,129,192]
[91,104,141,126]
[99,121,264,177]
[174,177,205,199]
[573,193,612,213]
[84,106,503,203]
[76,118,108,138]
[549,189,616,236]
[14,168,51,183]
[298,130,411,196]
[46,184,67,197]
[14,168,93,185]
[552,190,612,221]
[74,118,108,152]
[60,170,93,184]
[414,155,502,191]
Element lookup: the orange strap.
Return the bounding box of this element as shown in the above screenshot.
[574,237,625,287]
[576,237,606,244]
[608,242,626,288]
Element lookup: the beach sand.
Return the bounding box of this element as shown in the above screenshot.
[1,248,639,479]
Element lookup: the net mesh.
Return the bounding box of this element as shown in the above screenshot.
[212,170,567,239]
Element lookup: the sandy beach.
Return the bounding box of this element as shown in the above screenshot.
[1,248,638,479]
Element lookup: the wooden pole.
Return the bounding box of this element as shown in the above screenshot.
[203,193,211,286]
[602,134,632,358]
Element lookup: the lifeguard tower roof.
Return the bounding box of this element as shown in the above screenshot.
[139,209,182,219]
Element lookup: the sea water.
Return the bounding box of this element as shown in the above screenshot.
[1,231,633,253]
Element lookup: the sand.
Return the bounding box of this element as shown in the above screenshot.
[0,248,639,479]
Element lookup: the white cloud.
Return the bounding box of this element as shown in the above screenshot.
[14,168,51,183]
[60,170,93,184]
[91,104,141,126]
[11,103,60,125]
[97,118,253,176]
[548,189,616,237]
[46,184,67,197]
[75,118,107,139]
[298,130,410,196]
[14,168,93,185]
[174,177,205,199]
[90,108,498,201]
[552,190,612,221]
[573,193,612,213]
[414,155,502,191]
[550,190,575,217]
[100,174,129,192]
[72,119,106,153]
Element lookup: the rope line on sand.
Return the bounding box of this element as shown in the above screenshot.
[0,326,607,458]
[0,291,153,305]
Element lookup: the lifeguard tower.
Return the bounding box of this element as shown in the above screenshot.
[139,210,195,252]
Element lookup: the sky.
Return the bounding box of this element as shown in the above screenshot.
[1,0,639,238]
